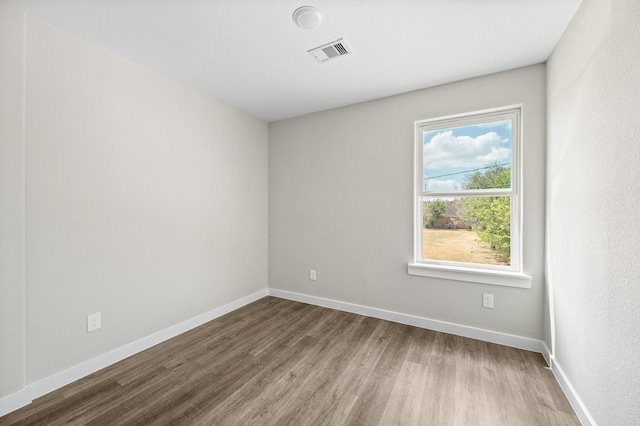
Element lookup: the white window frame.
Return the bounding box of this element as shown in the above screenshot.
[408,106,531,288]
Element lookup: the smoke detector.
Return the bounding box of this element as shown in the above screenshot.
[293,6,323,30]
[308,39,353,63]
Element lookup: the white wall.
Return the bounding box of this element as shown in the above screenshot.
[269,65,546,339]
[1,12,268,396]
[0,2,26,398]
[546,0,640,424]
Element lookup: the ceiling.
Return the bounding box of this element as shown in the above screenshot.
[7,0,582,122]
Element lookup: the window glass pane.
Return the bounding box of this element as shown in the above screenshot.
[422,196,511,266]
[422,119,512,192]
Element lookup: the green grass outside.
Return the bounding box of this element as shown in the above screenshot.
[422,228,508,266]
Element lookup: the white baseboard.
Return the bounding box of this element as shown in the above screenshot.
[0,288,268,417]
[268,288,544,353]
[0,388,31,417]
[540,342,595,425]
[548,356,596,426]
[541,341,552,367]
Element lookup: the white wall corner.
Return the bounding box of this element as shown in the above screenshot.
[549,357,597,426]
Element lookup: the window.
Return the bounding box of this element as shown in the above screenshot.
[408,106,531,288]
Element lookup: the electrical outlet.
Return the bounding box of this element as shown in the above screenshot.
[482,293,494,309]
[309,269,317,281]
[87,312,101,332]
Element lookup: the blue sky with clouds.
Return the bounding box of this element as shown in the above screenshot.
[423,119,512,192]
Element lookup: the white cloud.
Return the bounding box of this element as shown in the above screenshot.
[423,179,460,191]
[424,130,510,170]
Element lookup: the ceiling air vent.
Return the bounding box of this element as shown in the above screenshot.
[308,38,352,64]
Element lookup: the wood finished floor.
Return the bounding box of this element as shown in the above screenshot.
[0,297,579,426]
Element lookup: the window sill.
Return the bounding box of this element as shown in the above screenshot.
[407,263,532,288]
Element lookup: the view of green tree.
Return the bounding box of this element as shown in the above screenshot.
[457,163,511,262]
[464,162,511,190]
[423,199,446,229]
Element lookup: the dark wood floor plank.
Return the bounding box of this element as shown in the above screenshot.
[229,308,366,424]
[272,316,383,425]
[343,322,416,425]
[0,297,580,426]
[296,317,388,426]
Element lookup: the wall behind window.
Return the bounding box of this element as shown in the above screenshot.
[23,17,268,384]
[269,65,546,339]
[0,2,26,398]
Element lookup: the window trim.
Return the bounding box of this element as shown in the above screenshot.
[409,105,531,288]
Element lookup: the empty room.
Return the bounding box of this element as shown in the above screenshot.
[1,0,638,424]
